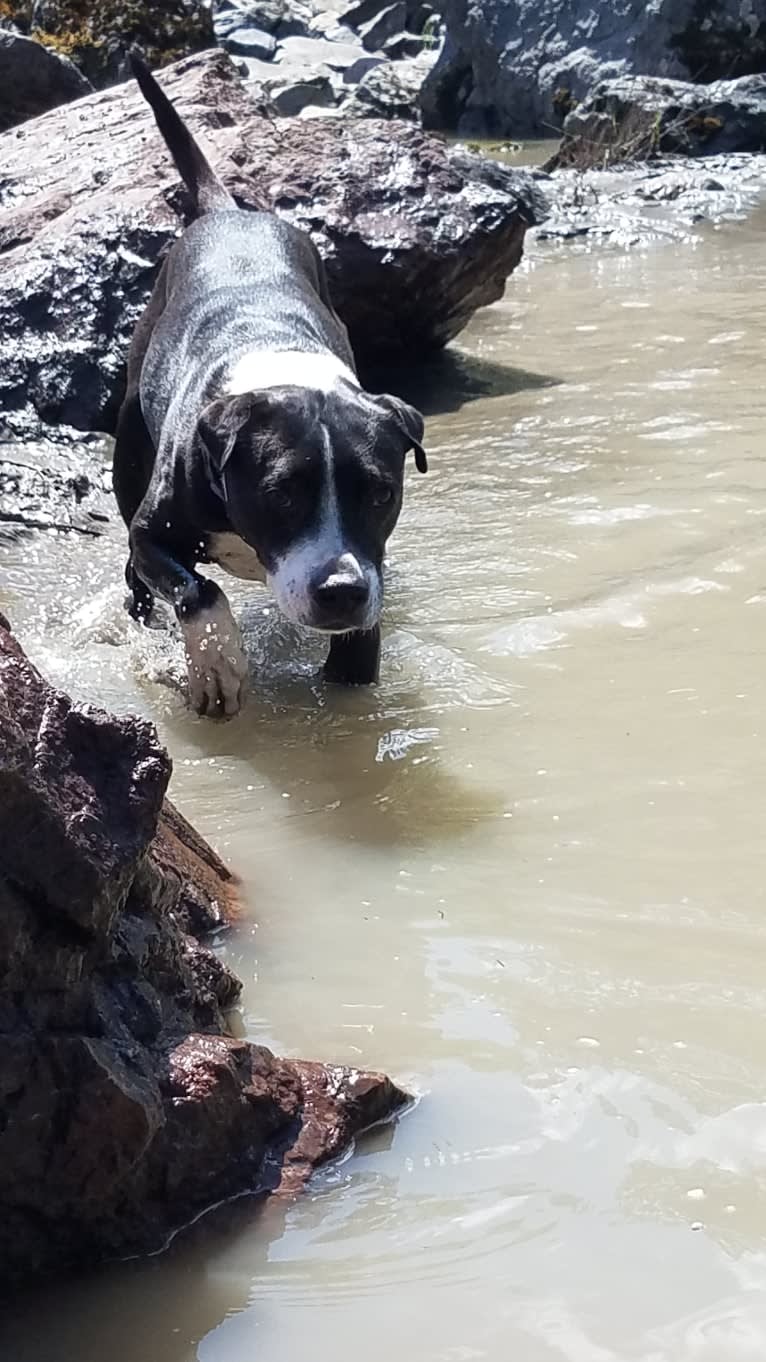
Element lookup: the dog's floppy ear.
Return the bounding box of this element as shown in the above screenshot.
[197,394,255,470]
[377,395,428,473]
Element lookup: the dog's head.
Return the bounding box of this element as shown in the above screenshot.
[198,380,426,633]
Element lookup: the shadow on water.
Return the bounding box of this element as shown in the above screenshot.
[359,346,561,417]
[161,668,510,853]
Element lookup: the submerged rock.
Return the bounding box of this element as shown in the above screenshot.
[0,616,408,1287]
[0,28,91,131]
[551,73,766,169]
[421,0,766,138]
[533,151,766,250]
[0,48,547,440]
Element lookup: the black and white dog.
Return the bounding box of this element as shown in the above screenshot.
[113,56,427,716]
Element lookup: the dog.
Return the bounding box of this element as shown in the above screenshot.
[113,55,427,717]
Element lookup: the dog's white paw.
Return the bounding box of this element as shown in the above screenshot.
[183,600,248,717]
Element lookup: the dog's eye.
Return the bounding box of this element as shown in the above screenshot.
[372,484,394,507]
[267,482,296,511]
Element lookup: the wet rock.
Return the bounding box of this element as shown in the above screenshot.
[0,440,110,541]
[0,49,547,439]
[222,24,278,58]
[551,73,766,169]
[533,151,766,251]
[345,53,433,119]
[421,0,766,138]
[0,617,408,1287]
[26,0,215,86]
[0,28,91,131]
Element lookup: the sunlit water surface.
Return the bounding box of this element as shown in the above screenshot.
[2,201,766,1362]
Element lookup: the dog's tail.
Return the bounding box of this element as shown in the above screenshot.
[130,53,235,217]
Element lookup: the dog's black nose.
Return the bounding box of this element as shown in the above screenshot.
[311,565,369,619]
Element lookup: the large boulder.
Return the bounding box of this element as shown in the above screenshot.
[551,73,766,168]
[421,0,766,137]
[0,615,407,1287]
[0,48,546,440]
[0,28,91,131]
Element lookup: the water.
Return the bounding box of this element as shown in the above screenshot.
[2,203,766,1362]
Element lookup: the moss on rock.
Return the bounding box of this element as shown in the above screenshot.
[24,0,214,85]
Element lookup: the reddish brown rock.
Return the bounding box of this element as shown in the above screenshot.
[0,47,547,439]
[0,617,408,1287]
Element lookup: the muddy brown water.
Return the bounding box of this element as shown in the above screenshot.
[2,198,766,1362]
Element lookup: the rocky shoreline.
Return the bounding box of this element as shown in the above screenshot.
[2,0,766,1296]
[0,613,408,1289]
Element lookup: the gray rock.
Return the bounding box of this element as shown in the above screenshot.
[335,0,394,28]
[277,32,368,68]
[553,73,766,167]
[0,442,109,541]
[307,13,359,42]
[0,49,547,437]
[0,30,91,132]
[421,0,766,137]
[275,0,318,36]
[269,72,338,111]
[359,1,408,51]
[221,24,278,58]
[346,54,433,119]
[535,150,766,250]
[382,31,427,60]
[214,0,287,35]
[342,53,387,83]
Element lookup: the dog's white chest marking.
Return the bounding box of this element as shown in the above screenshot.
[225,349,358,396]
[208,532,266,582]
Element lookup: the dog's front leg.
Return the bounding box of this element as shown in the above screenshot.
[324,626,381,686]
[130,526,248,717]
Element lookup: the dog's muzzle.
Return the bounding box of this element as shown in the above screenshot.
[310,557,371,631]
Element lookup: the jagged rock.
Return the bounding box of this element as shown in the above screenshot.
[359,0,407,51]
[268,69,337,112]
[215,0,288,36]
[277,32,369,68]
[0,28,91,131]
[26,0,215,86]
[346,53,433,118]
[342,52,386,83]
[551,73,766,169]
[421,0,766,137]
[0,48,547,440]
[0,616,408,1287]
[382,31,428,60]
[222,24,278,58]
[0,440,110,541]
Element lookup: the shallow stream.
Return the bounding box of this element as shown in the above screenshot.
[2,199,766,1362]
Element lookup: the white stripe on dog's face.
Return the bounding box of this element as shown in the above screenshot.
[266,426,382,632]
[225,350,358,397]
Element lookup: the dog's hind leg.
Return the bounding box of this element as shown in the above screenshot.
[113,392,157,621]
[324,626,381,686]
